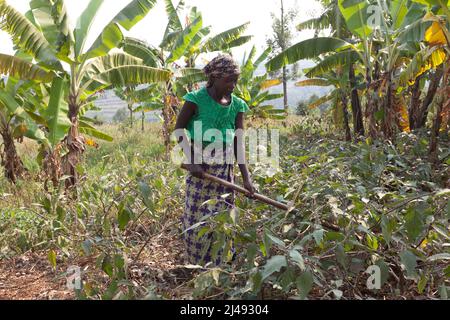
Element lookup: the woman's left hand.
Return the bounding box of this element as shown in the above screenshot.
[243,178,257,198]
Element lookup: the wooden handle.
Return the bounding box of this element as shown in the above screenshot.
[180,164,341,232]
[180,164,289,211]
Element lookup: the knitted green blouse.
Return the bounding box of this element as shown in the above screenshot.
[183,86,250,145]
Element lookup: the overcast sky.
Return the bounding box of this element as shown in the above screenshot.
[0,0,324,62]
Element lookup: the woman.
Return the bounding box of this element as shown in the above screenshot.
[174,54,256,266]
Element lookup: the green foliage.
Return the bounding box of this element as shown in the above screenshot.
[0,118,448,299]
[186,124,449,300]
[296,94,330,116]
[266,1,300,81]
[112,108,128,124]
[0,0,449,302]
[234,46,286,120]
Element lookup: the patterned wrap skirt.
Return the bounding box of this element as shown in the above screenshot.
[181,145,236,266]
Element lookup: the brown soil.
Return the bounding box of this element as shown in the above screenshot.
[0,253,74,300]
[0,224,194,300]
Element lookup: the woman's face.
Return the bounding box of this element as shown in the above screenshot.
[213,74,239,95]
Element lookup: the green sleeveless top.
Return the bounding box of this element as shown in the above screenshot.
[183,86,250,145]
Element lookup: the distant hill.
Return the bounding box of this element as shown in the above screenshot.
[86,89,161,123]
[260,60,333,112]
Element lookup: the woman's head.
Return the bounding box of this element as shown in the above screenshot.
[203,54,240,94]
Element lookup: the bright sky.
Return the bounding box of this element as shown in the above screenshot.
[0,0,324,62]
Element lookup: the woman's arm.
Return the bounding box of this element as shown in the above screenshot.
[174,101,204,178]
[234,112,256,195]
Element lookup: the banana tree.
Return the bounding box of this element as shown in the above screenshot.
[3,58,107,188]
[126,1,252,156]
[404,0,450,163]
[161,0,252,69]
[0,62,49,183]
[0,0,170,188]
[0,47,66,184]
[134,84,164,132]
[272,0,385,136]
[118,36,176,150]
[317,0,447,139]
[265,35,365,138]
[114,86,138,128]
[297,0,349,38]
[0,55,70,186]
[297,0,377,135]
[297,0,365,136]
[114,37,165,130]
[234,46,286,121]
[267,0,440,139]
[296,68,354,140]
[114,84,163,130]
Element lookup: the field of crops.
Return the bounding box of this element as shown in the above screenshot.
[0,0,448,301]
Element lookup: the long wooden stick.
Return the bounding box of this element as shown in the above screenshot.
[180,164,340,232]
[181,164,291,211]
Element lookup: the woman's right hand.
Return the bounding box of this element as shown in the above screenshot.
[184,163,205,179]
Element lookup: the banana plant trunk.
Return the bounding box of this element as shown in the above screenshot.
[429,64,449,165]
[141,110,145,132]
[341,94,352,141]
[282,66,288,115]
[365,68,378,139]
[186,58,195,92]
[63,96,85,190]
[162,83,177,159]
[43,146,62,191]
[349,63,365,137]
[278,0,289,117]
[366,53,383,139]
[0,125,25,184]
[382,73,396,140]
[429,95,444,165]
[128,104,134,128]
[410,66,444,130]
[408,74,423,131]
[162,99,170,158]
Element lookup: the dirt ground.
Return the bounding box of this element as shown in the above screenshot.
[0,224,193,300]
[0,253,74,300]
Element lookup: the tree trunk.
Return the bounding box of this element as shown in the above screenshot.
[129,105,133,128]
[62,98,85,190]
[162,85,178,159]
[280,0,288,116]
[366,50,382,139]
[0,126,25,184]
[429,96,444,165]
[141,110,145,132]
[349,63,365,137]
[408,74,423,130]
[367,100,378,138]
[429,64,449,165]
[382,73,396,140]
[341,94,352,141]
[365,68,378,139]
[42,146,62,191]
[186,58,194,92]
[282,66,288,115]
[411,66,444,130]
